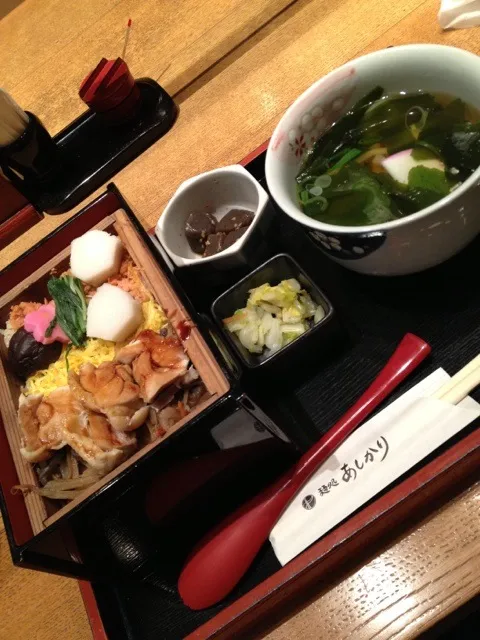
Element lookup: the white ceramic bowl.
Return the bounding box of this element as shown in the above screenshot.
[156,164,270,270]
[266,45,480,276]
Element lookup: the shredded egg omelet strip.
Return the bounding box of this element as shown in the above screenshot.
[25,300,167,396]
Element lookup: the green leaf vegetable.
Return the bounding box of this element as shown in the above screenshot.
[400,166,453,211]
[329,148,362,173]
[408,166,451,196]
[46,276,87,347]
[65,343,73,372]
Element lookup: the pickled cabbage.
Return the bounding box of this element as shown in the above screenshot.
[223,279,324,355]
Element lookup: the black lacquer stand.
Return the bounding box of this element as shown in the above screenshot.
[3,79,177,214]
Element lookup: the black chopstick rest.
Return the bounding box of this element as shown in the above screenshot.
[0,111,58,183]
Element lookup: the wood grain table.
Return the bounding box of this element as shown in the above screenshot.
[1,1,479,638]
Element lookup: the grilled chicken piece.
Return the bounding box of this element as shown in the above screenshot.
[18,394,51,463]
[71,361,139,409]
[18,388,136,474]
[116,330,189,403]
[65,409,136,473]
[69,362,148,432]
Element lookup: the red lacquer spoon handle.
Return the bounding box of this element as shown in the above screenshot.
[178,333,431,610]
[290,332,431,493]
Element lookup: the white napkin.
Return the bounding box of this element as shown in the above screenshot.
[438,0,480,29]
[270,368,480,566]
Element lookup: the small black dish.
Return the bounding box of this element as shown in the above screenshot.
[211,253,336,374]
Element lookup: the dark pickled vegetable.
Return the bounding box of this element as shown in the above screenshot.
[217,209,254,233]
[185,212,217,254]
[8,328,62,379]
[185,208,254,257]
[223,227,248,249]
[203,233,225,257]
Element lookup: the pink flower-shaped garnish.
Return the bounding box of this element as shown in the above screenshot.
[24,301,70,345]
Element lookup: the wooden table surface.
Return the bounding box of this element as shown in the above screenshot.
[0,1,479,638]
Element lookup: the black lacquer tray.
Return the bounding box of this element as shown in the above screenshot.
[81,144,480,640]
[5,80,177,214]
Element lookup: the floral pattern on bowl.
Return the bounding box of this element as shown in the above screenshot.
[282,67,357,162]
[308,230,386,260]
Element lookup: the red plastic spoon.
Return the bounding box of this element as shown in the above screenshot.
[178,333,431,609]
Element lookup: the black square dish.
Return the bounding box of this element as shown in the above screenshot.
[211,253,336,372]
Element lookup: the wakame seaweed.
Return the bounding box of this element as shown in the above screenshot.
[297,86,384,179]
[295,88,480,226]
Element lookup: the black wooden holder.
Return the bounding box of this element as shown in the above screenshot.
[0,79,177,215]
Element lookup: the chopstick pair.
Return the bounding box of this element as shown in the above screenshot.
[433,353,480,404]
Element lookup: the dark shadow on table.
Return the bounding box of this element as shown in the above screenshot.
[0,0,24,20]
[420,596,480,639]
